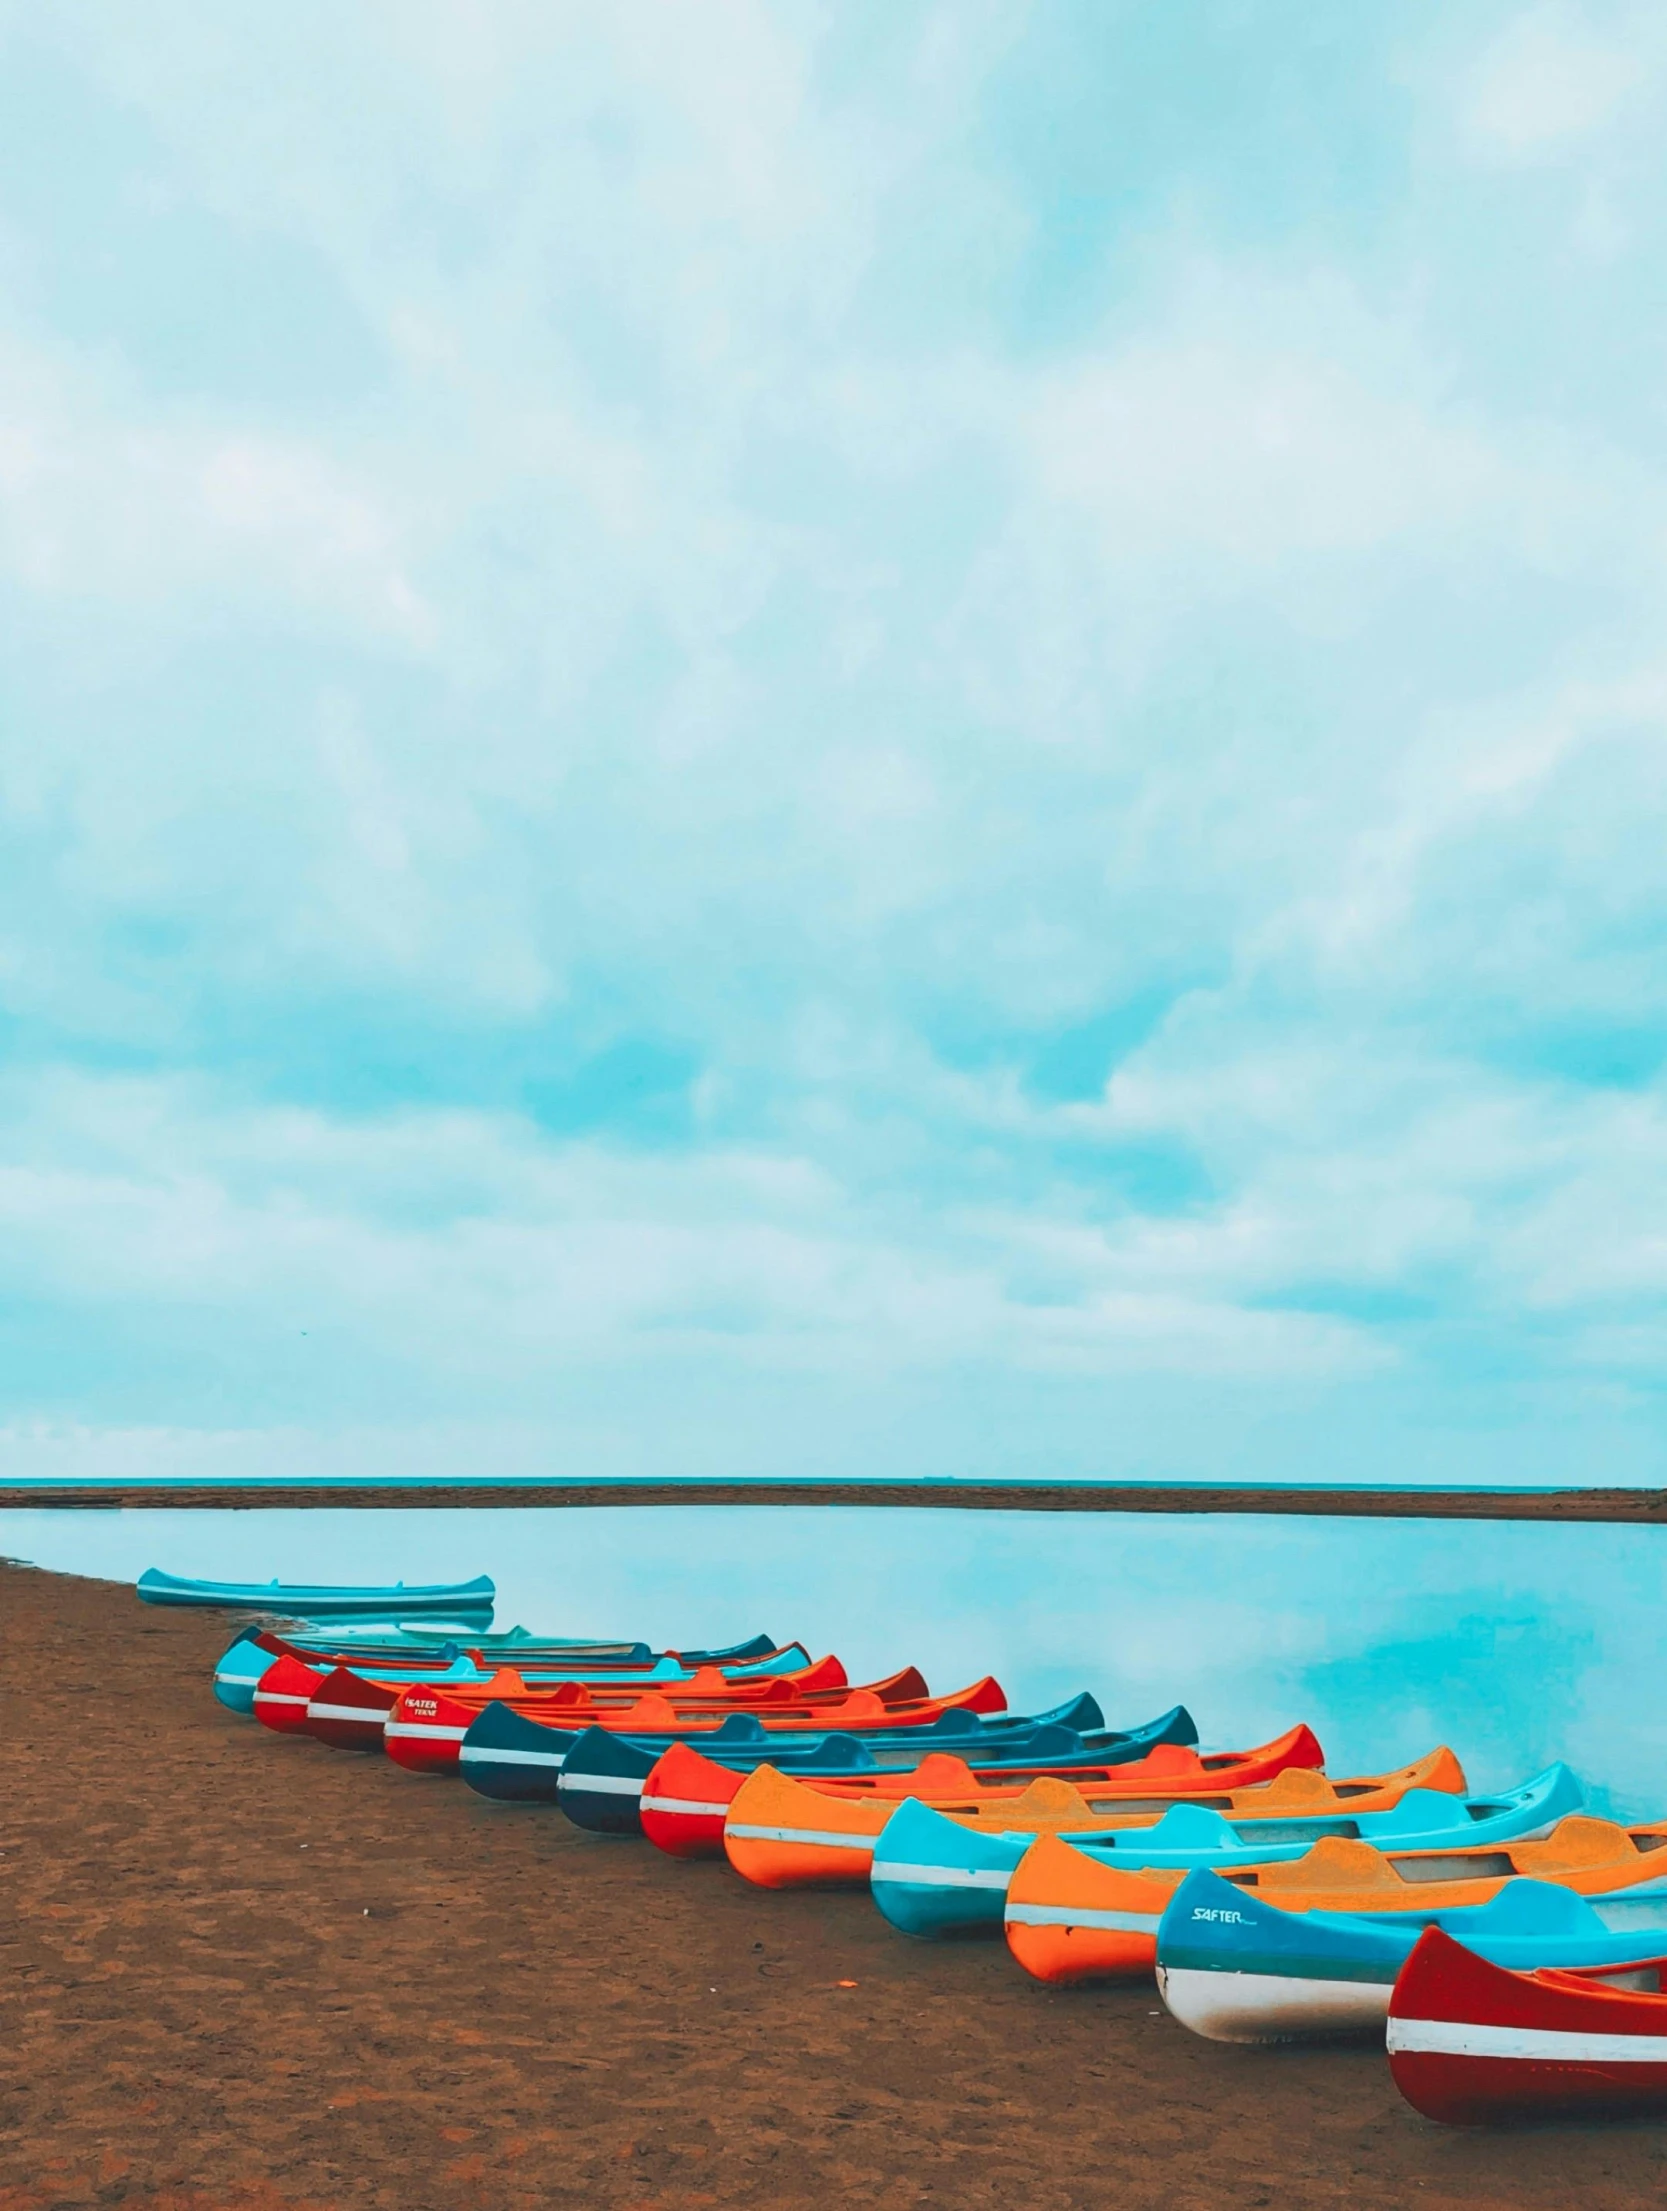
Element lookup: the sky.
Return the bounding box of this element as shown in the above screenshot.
[1,2,1665,1487]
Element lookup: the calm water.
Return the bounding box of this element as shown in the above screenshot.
[5,1505,1663,1821]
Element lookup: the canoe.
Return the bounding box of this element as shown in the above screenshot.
[721,1726,1328,1890]
[138,1567,494,1617]
[1156,1867,1667,2045]
[212,1626,813,1715]
[1005,1813,1667,1985]
[382,1671,1008,1775]
[293,1628,781,1663]
[457,1697,1113,1814]
[251,1654,685,1740]
[290,1652,839,1754]
[868,1748,1481,1938]
[1388,1926,1667,2124]
[636,1707,1202,1854]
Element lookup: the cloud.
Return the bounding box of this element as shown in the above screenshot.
[1462,6,1644,160]
[0,6,1665,1481]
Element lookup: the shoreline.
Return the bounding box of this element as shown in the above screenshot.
[3,1479,1666,1519]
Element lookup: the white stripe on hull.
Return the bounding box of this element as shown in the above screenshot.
[459,1746,567,1769]
[254,1693,311,1710]
[640,1795,730,1817]
[1158,1964,1390,2043]
[557,1772,643,1797]
[1003,1903,1160,1934]
[724,1823,874,1852]
[1389,2016,1667,2064]
[870,1861,1010,1892]
[306,1702,390,1724]
[385,1721,467,1743]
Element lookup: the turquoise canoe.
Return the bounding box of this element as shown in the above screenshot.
[870,1764,1584,1940]
[1156,1864,1667,2043]
[210,1626,812,1713]
[138,1567,495,1617]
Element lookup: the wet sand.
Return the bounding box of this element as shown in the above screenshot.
[4,1558,1666,2211]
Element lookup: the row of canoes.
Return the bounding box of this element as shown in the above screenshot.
[206,1608,1667,2126]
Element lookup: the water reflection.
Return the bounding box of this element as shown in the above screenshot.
[5,1505,1662,1820]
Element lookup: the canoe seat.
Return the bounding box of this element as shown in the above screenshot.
[1250,1767,1338,1807]
[1013,1776,1087,1815]
[1136,1802,1239,1848]
[1438,1878,1603,1939]
[1366,1789,1472,1836]
[709,1713,768,1742]
[1519,1817,1636,1871]
[900,1753,979,1794]
[621,1695,682,1728]
[798,1737,874,1771]
[1259,1837,1388,1892]
[1137,1745,1206,1778]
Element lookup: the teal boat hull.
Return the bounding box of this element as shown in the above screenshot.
[140,1566,495,1618]
[1155,1865,1667,2043]
[870,1765,1583,1939]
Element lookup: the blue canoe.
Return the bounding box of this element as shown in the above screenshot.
[139,1567,495,1618]
[210,1625,812,1714]
[548,1702,1198,1835]
[871,1764,1584,1940]
[283,1628,781,1664]
[1155,1862,1667,2042]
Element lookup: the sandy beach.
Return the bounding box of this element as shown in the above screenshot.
[4,1554,1665,2211]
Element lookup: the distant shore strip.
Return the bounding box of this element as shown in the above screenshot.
[0,1481,1664,1522]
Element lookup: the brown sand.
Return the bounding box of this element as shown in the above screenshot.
[5,1481,1667,1518]
[4,1560,1665,2211]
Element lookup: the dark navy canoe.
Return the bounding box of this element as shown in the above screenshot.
[458,1704,1094,1813]
[531,1701,1197,1833]
[454,1694,1128,1812]
[139,1567,495,1618]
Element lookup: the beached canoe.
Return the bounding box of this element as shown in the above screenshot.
[635,1707,1200,1854]
[1156,1867,1667,2044]
[293,1653,837,1754]
[1004,1813,1667,1985]
[1388,1926,1667,2124]
[720,1725,1330,1890]
[868,1748,1482,1938]
[293,1628,781,1663]
[139,1567,494,1617]
[458,1698,1112,1814]
[212,1626,813,1715]
[381,1670,1009,1775]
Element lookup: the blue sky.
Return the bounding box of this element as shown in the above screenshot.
[1,2,1665,1485]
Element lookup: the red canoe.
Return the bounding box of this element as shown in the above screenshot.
[281,1654,892,1755]
[252,1653,328,1733]
[1388,1927,1667,2126]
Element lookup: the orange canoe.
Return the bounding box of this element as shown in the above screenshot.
[382,1669,1007,1773]
[640,1727,1330,1860]
[1005,1815,1667,1984]
[719,1726,1363,1889]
